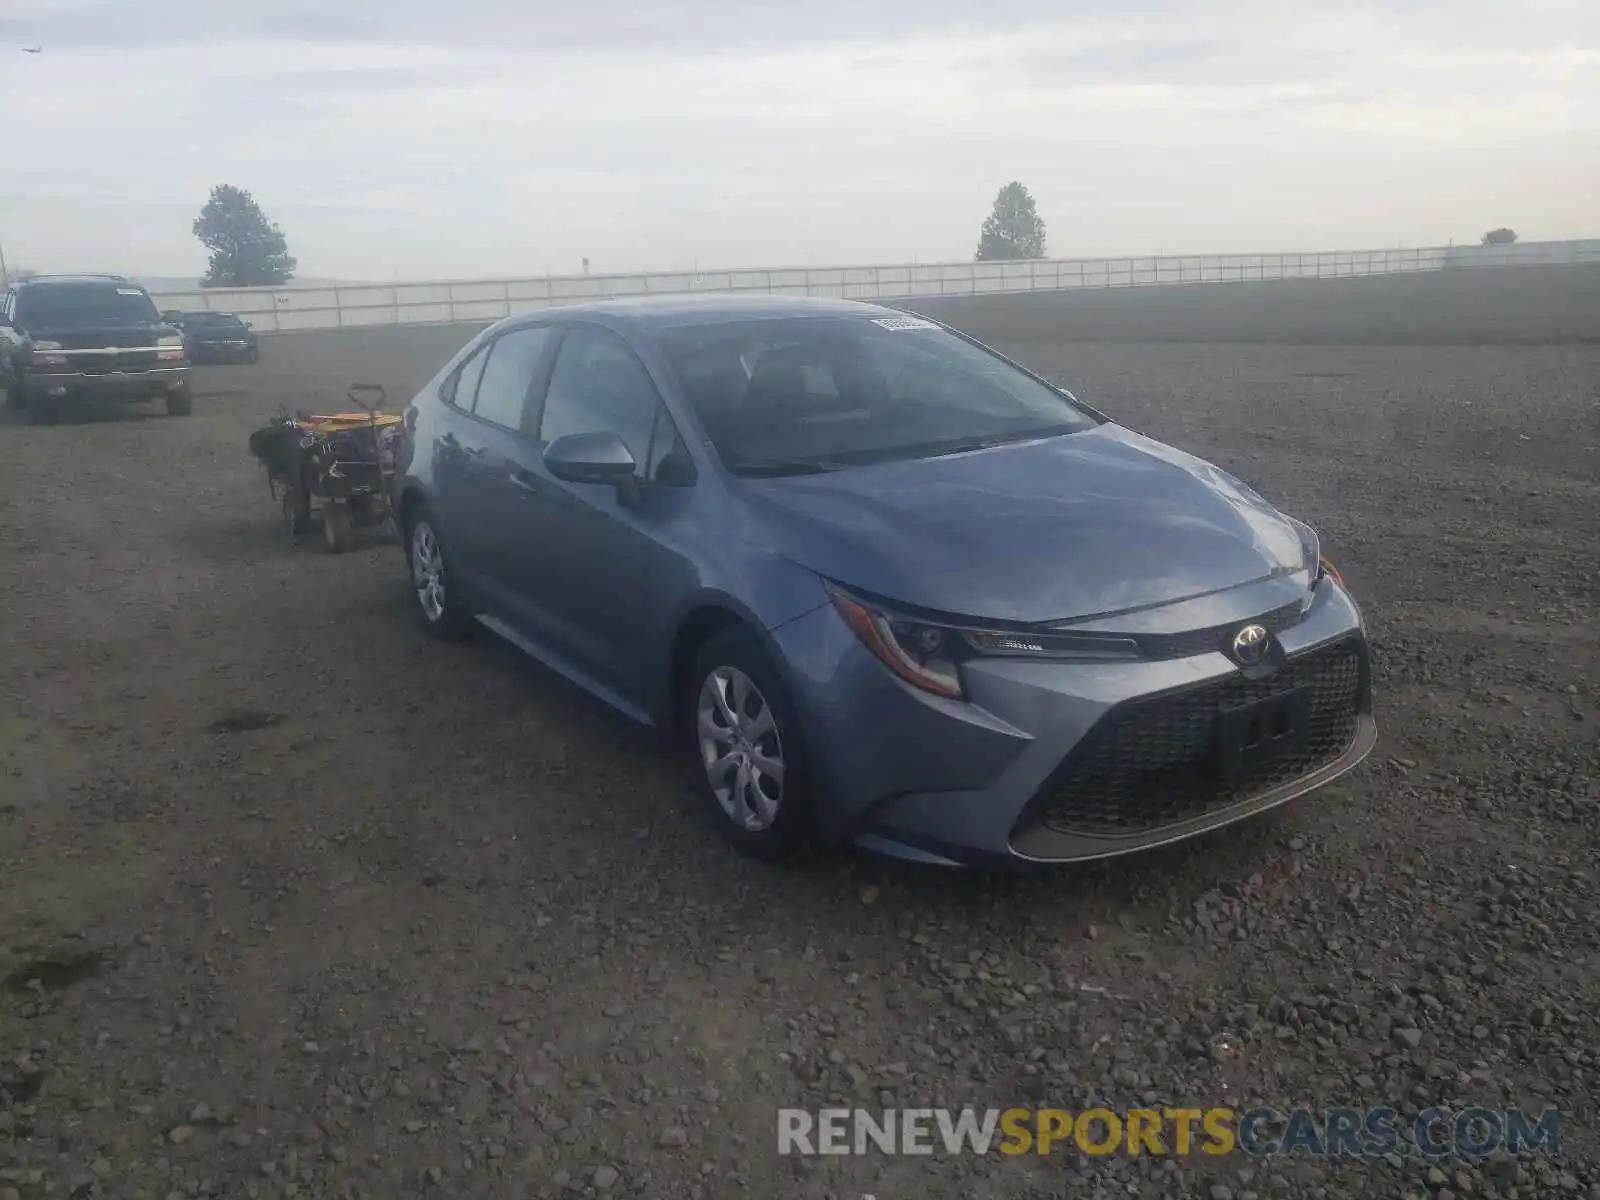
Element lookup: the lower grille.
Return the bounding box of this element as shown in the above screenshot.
[1034,638,1364,837]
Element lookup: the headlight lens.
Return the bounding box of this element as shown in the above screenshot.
[157,335,183,348]
[31,339,65,351]
[828,587,964,698]
[825,583,1141,700]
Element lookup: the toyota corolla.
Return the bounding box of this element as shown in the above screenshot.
[394,295,1375,866]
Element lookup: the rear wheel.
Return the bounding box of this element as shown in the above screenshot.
[405,505,472,640]
[166,383,193,416]
[322,502,353,553]
[281,482,311,542]
[685,627,816,860]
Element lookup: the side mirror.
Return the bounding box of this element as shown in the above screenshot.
[544,431,640,504]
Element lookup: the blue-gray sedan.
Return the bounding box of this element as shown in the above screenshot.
[394,295,1375,867]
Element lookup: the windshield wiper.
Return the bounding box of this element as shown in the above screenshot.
[728,457,851,477]
[919,428,1076,459]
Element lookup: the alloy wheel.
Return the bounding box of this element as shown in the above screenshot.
[696,666,785,831]
[411,521,447,623]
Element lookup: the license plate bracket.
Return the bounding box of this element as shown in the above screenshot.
[1215,688,1311,782]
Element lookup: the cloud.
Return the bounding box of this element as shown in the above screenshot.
[0,0,1594,278]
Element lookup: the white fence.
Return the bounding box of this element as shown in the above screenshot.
[151,239,1600,335]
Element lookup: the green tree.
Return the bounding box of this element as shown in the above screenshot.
[192,185,297,287]
[975,181,1047,261]
[1480,227,1517,246]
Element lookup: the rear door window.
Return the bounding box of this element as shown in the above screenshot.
[443,346,489,411]
[470,325,553,431]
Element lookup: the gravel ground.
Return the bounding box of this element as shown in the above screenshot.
[1,315,1597,1200]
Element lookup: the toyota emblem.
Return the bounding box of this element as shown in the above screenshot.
[1231,623,1270,665]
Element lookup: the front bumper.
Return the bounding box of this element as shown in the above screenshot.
[190,341,257,362]
[25,365,189,401]
[769,574,1375,867]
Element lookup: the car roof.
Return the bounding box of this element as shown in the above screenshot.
[514,293,914,331]
[16,274,136,288]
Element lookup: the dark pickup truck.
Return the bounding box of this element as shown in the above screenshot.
[1,275,192,424]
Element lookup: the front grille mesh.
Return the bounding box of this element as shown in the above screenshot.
[1035,638,1363,837]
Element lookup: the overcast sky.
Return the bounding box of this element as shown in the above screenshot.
[1,0,1595,282]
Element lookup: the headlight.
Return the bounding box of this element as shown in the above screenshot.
[157,335,183,348]
[825,583,1141,700]
[31,339,65,351]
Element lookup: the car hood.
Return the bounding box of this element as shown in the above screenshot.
[737,424,1310,625]
[23,321,175,348]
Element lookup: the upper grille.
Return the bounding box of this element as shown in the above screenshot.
[57,331,147,350]
[1124,601,1307,660]
[67,350,158,373]
[1031,637,1363,837]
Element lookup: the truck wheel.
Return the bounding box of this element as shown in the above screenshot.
[166,383,194,417]
[19,384,56,425]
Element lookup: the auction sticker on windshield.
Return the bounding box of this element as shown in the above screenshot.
[870,316,938,331]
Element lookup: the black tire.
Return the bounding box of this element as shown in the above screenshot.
[19,382,56,425]
[166,383,194,417]
[248,348,260,365]
[684,627,816,861]
[403,504,472,640]
[282,482,311,542]
[322,503,353,553]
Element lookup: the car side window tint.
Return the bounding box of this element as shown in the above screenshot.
[446,345,489,411]
[539,326,677,475]
[471,326,552,429]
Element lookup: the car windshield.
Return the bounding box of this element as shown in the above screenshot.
[655,315,1097,475]
[17,283,160,328]
[189,313,245,328]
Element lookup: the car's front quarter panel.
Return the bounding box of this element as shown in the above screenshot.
[770,571,1372,866]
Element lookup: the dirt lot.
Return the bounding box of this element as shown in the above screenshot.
[2,283,1598,1200]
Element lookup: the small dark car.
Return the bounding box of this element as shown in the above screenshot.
[176,311,260,364]
[2,276,192,423]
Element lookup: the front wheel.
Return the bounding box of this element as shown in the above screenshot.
[15,381,51,425]
[166,383,193,416]
[685,628,816,861]
[405,506,472,640]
